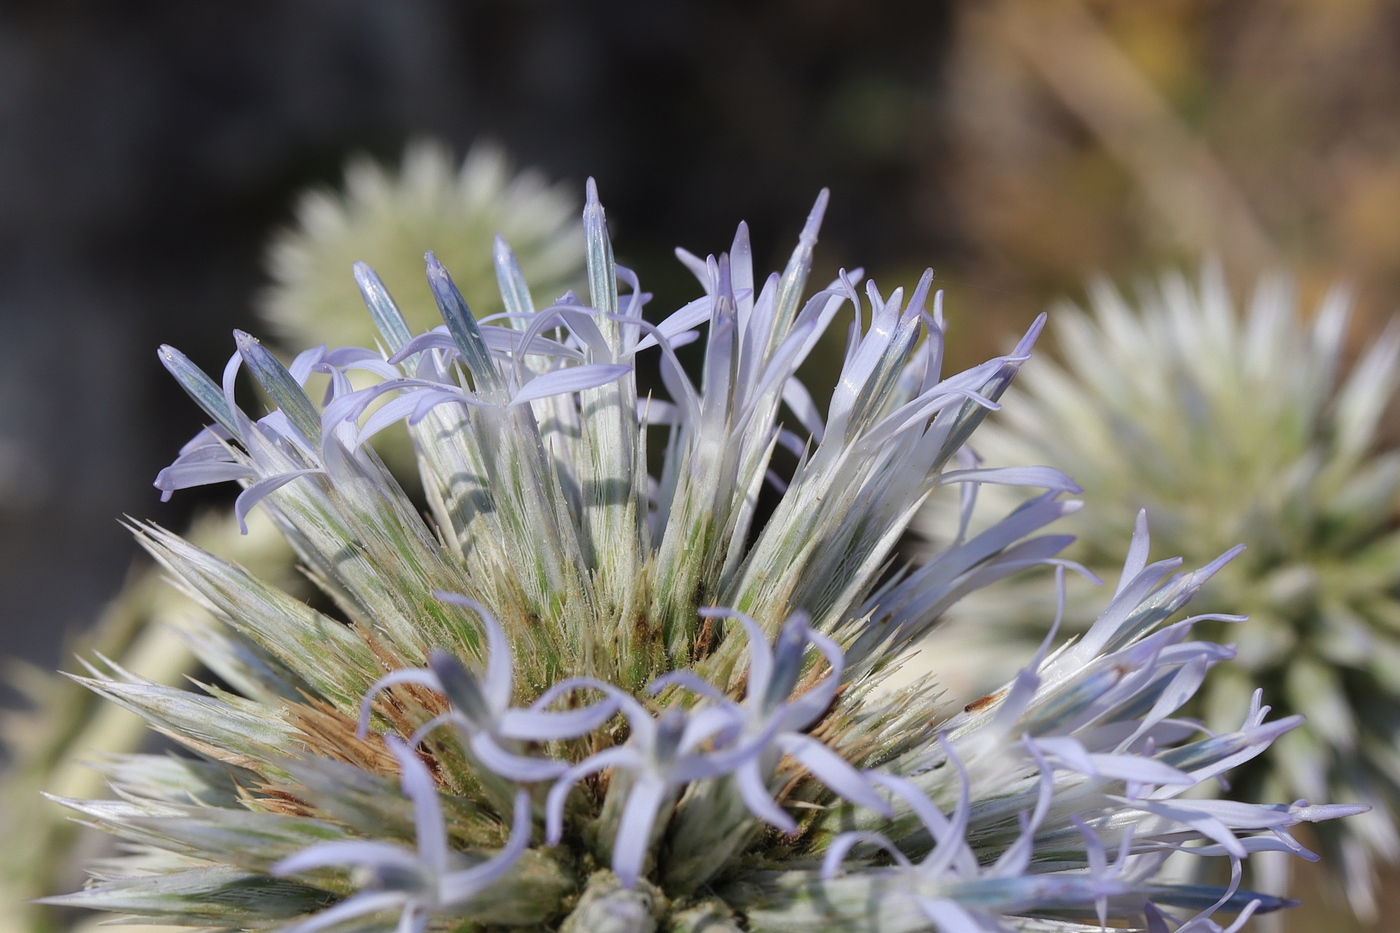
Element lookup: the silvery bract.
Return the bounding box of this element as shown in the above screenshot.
[47,190,1358,931]
[931,267,1400,918]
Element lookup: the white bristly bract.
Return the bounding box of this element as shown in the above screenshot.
[45,187,1360,931]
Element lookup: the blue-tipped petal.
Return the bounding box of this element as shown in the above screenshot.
[353,261,414,353]
[438,789,533,904]
[158,345,243,439]
[234,330,324,445]
[425,252,502,396]
[492,235,536,322]
[583,177,618,319]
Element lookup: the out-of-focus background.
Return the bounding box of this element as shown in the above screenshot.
[3,0,1400,928]
[9,0,1400,674]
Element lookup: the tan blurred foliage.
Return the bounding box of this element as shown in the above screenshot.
[940,0,1400,356]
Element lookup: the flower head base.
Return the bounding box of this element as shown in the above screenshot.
[930,266,1400,917]
[45,191,1360,930]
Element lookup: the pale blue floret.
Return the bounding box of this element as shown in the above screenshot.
[540,686,776,889]
[539,607,897,889]
[800,517,1368,929]
[357,592,620,784]
[152,257,635,535]
[652,608,891,833]
[819,737,1271,931]
[272,736,531,933]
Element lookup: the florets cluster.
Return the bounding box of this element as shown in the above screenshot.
[47,190,1359,931]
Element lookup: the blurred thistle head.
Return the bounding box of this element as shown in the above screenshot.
[46,195,1359,931]
[959,264,1400,917]
[262,140,584,351]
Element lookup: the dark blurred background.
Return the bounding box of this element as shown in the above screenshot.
[3,0,1400,678]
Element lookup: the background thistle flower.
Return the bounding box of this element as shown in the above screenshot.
[262,140,585,353]
[43,193,1357,931]
[918,265,1400,919]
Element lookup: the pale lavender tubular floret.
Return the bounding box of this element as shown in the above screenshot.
[152,261,635,535]
[337,251,639,434]
[538,607,894,889]
[272,736,531,933]
[357,593,619,784]
[543,700,742,889]
[653,608,891,833]
[155,337,333,532]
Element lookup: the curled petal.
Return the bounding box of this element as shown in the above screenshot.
[234,469,323,534]
[431,594,514,714]
[633,293,716,352]
[468,732,569,783]
[154,460,256,501]
[698,607,773,704]
[384,737,448,878]
[775,734,889,817]
[648,669,728,704]
[438,789,534,904]
[358,668,444,738]
[936,465,1082,494]
[735,758,797,834]
[272,841,421,879]
[277,891,410,933]
[865,771,977,877]
[407,712,461,748]
[388,330,457,364]
[821,830,912,880]
[509,363,631,406]
[498,702,620,742]
[546,747,637,845]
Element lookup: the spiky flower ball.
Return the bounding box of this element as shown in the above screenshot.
[48,194,1356,931]
[936,266,1400,917]
[263,140,584,351]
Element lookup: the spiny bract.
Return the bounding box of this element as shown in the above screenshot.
[48,191,1358,932]
[917,267,1400,920]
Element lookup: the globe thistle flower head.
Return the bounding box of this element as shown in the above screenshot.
[44,193,1360,931]
[946,265,1400,916]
